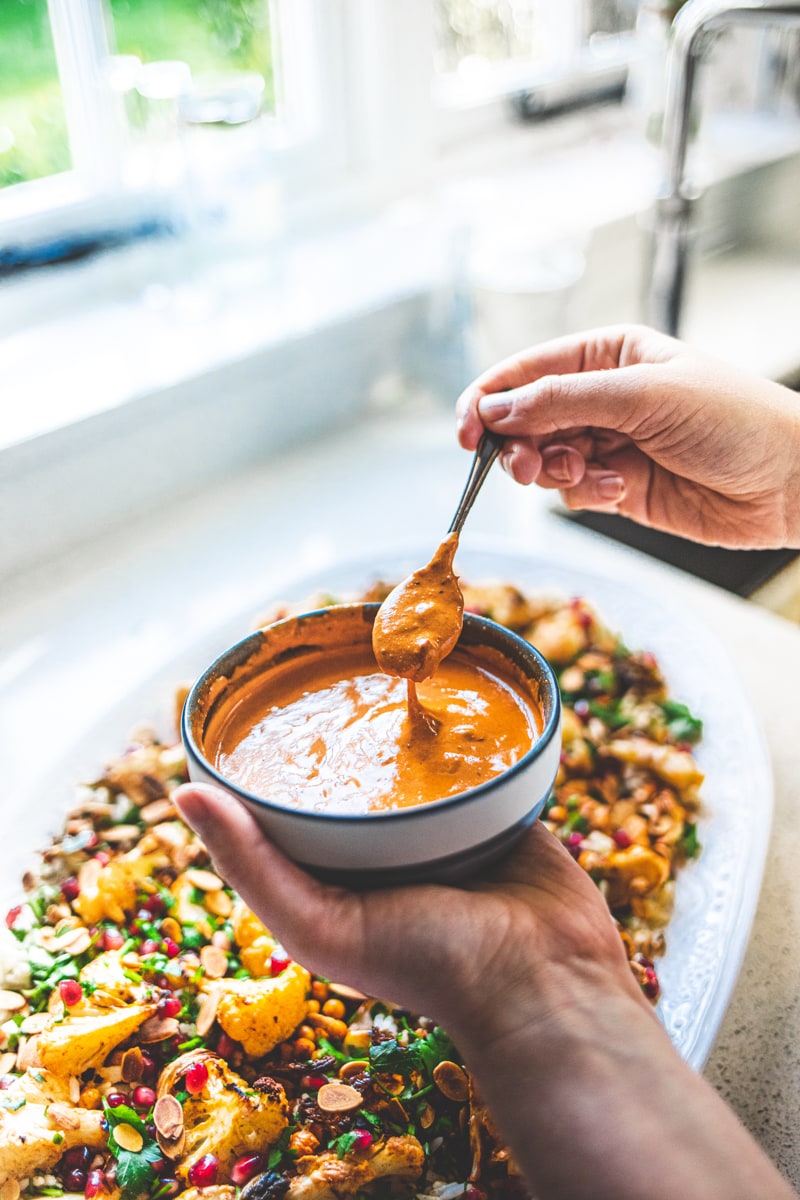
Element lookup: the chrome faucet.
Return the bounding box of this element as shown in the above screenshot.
[647,0,800,335]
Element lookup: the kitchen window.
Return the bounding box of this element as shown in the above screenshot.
[1,0,639,265]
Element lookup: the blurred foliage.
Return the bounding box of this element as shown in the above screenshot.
[0,0,275,191]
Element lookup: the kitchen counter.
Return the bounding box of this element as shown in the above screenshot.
[1,409,800,1187]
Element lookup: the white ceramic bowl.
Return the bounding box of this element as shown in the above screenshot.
[182,602,561,886]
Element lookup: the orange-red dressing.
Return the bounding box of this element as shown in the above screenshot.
[214,644,539,813]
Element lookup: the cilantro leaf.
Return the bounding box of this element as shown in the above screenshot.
[680,821,701,859]
[660,700,703,744]
[113,1142,163,1200]
[329,1131,358,1159]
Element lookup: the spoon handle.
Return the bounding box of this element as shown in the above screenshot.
[447,431,504,536]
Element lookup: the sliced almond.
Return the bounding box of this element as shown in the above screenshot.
[78,858,104,893]
[16,1035,41,1071]
[160,917,182,943]
[204,890,233,918]
[0,990,26,1012]
[419,1102,436,1130]
[151,823,190,850]
[432,1060,469,1103]
[316,1082,362,1114]
[68,1075,81,1104]
[113,1122,144,1153]
[102,825,142,844]
[328,982,367,1002]
[157,1128,186,1160]
[199,945,228,980]
[140,798,177,826]
[121,1047,144,1083]
[154,1094,184,1141]
[0,1052,17,1076]
[21,1013,51,1035]
[68,799,115,819]
[338,1060,369,1082]
[195,990,220,1037]
[185,868,223,892]
[139,1016,180,1043]
[59,927,93,956]
[0,1178,21,1200]
[47,1102,81,1130]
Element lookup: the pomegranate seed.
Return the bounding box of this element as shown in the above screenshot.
[351,1130,373,1152]
[162,938,180,959]
[59,979,83,1007]
[464,1188,486,1200]
[573,699,590,723]
[187,1155,218,1189]
[216,1032,236,1058]
[64,1169,87,1191]
[62,1146,92,1171]
[5,905,21,930]
[106,1093,127,1108]
[612,829,632,849]
[185,1061,209,1095]
[61,876,80,902]
[94,851,111,866]
[144,895,165,916]
[269,951,291,976]
[132,1085,156,1109]
[102,928,125,952]
[84,1168,106,1198]
[300,1073,328,1091]
[140,939,160,956]
[158,995,182,1018]
[230,1155,265,1186]
[643,967,660,1001]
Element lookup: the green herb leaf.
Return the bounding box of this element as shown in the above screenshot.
[329,1130,358,1159]
[680,821,701,858]
[661,700,703,744]
[113,1141,163,1200]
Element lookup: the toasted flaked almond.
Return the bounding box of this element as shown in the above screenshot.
[204,890,233,918]
[47,1102,81,1130]
[0,1051,17,1076]
[0,1177,21,1200]
[68,799,115,820]
[185,868,223,892]
[113,1122,144,1153]
[0,990,26,1012]
[78,858,104,892]
[102,824,142,843]
[419,1102,436,1130]
[159,917,181,943]
[195,990,220,1037]
[139,1016,180,1043]
[16,1035,41,1071]
[68,1075,81,1104]
[316,1082,363,1114]
[157,1127,186,1160]
[151,822,190,850]
[21,1013,51,1035]
[328,982,367,1002]
[140,798,177,825]
[432,1060,469,1102]
[60,927,93,956]
[338,1059,369,1082]
[154,1094,184,1140]
[121,1047,144,1083]
[200,945,228,980]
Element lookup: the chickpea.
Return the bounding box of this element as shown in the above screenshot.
[321,998,346,1020]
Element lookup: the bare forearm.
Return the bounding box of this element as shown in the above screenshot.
[453,987,796,1200]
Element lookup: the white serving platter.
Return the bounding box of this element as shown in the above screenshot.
[3,538,772,1072]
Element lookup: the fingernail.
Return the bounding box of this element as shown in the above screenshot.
[477,393,512,420]
[541,450,572,484]
[597,474,625,501]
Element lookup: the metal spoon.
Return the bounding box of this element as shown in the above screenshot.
[447,431,504,535]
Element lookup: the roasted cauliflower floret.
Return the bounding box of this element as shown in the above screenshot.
[605,738,704,793]
[0,1073,105,1184]
[73,853,166,925]
[212,963,310,1056]
[287,1135,424,1199]
[79,950,147,1005]
[160,1052,289,1180]
[37,1002,156,1076]
[231,902,278,977]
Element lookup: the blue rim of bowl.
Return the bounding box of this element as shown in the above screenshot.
[181,604,562,826]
